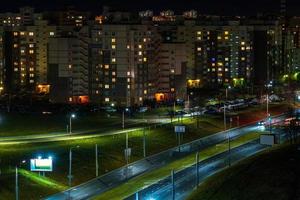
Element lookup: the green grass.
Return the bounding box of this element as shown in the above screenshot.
[0,103,289,199]
[187,142,300,200]
[0,112,123,137]
[18,169,68,191]
[0,116,224,199]
[94,132,261,200]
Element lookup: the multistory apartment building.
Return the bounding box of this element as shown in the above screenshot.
[48,26,89,103]
[89,23,159,106]
[155,42,187,102]
[2,19,56,95]
[0,7,297,105]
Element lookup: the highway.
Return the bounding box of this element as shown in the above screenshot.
[44,114,287,200]
[0,118,172,145]
[127,128,287,200]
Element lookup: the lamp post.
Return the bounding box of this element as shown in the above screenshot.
[224,86,231,131]
[15,160,26,200]
[68,145,79,200]
[69,114,76,134]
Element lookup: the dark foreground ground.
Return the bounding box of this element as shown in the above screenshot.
[188,141,300,200]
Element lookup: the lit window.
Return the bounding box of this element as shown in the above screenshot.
[13,44,18,48]
[138,44,142,49]
[29,44,34,48]
[197,31,202,35]
[241,41,245,45]
[20,32,25,36]
[105,84,110,89]
[112,78,116,82]
[144,90,147,94]
[127,45,130,49]
[138,51,142,56]
[29,32,34,36]
[143,57,147,62]
[139,97,143,101]
[29,50,34,54]
[127,71,131,76]
[112,71,116,76]
[69,97,73,102]
[127,85,130,89]
[171,88,175,92]
[104,64,109,69]
[13,32,18,36]
[112,58,116,63]
[217,36,222,40]
[49,32,55,36]
[241,47,245,51]
[68,64,72,69]
[111,38,116,43]
[111,45,116,49]
[224,31,229,35]
[105,98,110,102]
[170,69,175,73]
[197,47,202,51]
[225,57,229,61]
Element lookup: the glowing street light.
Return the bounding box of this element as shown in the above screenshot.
[69,114,76,134]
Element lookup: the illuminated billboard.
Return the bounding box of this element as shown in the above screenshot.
[30,158,53,172]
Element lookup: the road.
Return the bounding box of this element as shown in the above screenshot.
[127,128,287,200]
[0,118,172,145]
[44,114,287,200]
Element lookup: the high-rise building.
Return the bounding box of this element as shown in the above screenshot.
[90,23,158,106]
[48,27,89,103]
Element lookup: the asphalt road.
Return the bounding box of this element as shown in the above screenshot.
[128,128,287,200]
[44,114,287,200]
[0,118,172,145]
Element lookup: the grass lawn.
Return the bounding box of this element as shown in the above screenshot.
[0,116,223,199]
[187,142,300,200]
[0,112,124,137]
[0,103,290,199]
[94,132,261,200]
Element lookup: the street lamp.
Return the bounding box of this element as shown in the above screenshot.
[224,86,231,131]
[266,81,272,127]
[68,145,80,200]
[69,114,76,134]
[15,159,26,200]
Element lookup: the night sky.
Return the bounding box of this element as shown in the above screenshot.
[2,0,300,16]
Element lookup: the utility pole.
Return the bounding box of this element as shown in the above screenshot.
[95,144,99,177]
[171,170,175,200]
[122,111,125,129]
[15,166,19,200]
[196,152,199,187]
[228,132,231,167]
[224,87,229,131]
[143,128,146,158]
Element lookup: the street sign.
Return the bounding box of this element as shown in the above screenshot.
[30,158,53,172]
[124,148,132,158]
[175,125,186,133]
